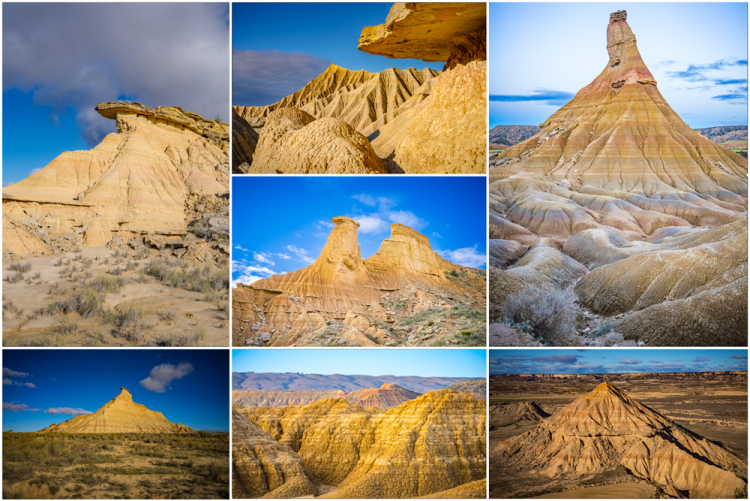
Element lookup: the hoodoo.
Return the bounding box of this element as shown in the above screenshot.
[232,217,486,346]
[38,387,194,434]
[492,382,747,498]
[3,101,229,259]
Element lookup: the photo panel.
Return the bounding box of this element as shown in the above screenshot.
[232,2,487,174]
[488,3,748,347]
[231,176,487,347]
[231,348,488,498]
[2,3,231,347]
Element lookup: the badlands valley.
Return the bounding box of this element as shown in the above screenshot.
[3,102,230,346]
[489,11,748,347]
[233,2,487,174]
[3,387,229,499]
[232,372,486,498]
[232,217,486,347]
[489,372,748,498]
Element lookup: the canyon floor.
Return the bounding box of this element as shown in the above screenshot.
[2,432,229,499]
[3,245,229,347]
[489,373,748,498]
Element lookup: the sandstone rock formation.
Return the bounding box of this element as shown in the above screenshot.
[3,101,229,260]
[445,379,486,401]
[232,108,258,173]
[233,388,486,498]
[489,401,549,427]
[489,11,748,346]
[232,406,317,498]
[232,217,486,346]
[492,382,747,498]
[231,2,486,174]
[248,108,387,174]
[39,387,193,434]
[344,383,421,409]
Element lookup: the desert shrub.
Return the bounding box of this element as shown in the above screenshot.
[6,272,24,283]
[89,275,124,295]
[47,317,78,335]
[9,262,32,273]
[401,307,441,326]
[450,270,459,277]
[146,258,228,294]
[109,267,124,276]
[112,303,145,342]
[158,311,176,322]
[494,288,579,346]
[3,300,23,318]
[125,260,138,272]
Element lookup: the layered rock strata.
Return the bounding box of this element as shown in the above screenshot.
[233,388,486,498]
[3,101,229,259]
[39,387,193,434]
[232,217,485,346]
[492,382,747,498]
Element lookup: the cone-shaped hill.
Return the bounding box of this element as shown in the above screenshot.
[38,387,194,434]
[491,11,747,243]
[232,217,486,347]
[492,382,747,498]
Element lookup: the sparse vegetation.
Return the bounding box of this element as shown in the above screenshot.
[493,288,579,346]
[3,431,229,499]
[10,262,32,273]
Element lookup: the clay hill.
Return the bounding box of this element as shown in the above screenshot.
[3,102,229,262]
[232,217,486,347]
[488,11,748,346]
[233,389,486,498]
[233,2,486,174]
[38,387,193,434]
[491,382,747,498]
[488,125,539,150]
[489,401,549,428]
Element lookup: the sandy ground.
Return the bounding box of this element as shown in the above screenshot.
[535,482,656,499]
[3,247,229,346]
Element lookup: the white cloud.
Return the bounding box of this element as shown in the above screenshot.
[234,244,249,252]
[3,368,29,378]
[3,402,40,412]
[285,245,315,265]
[387,210,426,230]
[317,220,334,229]
[432,231,442,238]
[140,362,194,393]
[352,194,396,208]
[45,407,92,416]
[436,246,486,268]
[353,215,390,234]
[277,253,291,260]
[3,379,35,388]
[253,252,275,266]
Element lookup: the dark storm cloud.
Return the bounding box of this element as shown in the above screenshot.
[3,3,229,145]
[232,49,331,107]
[489,89,575,106]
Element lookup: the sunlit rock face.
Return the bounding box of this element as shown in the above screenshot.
[38,387,194,434]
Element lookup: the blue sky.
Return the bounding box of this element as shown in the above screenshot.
[233,349,486,378]
[231,177,487,287]
[233,3,444,106]
[489,3,747,128]
[3,3,229,185]
[490,349,749,375]
[2,350,229,433]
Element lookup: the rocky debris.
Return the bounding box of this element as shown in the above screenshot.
[235,388,486,498]
[39,387,193,434]
[492,382,747,498]
[3,102,229,259]
[232,217,485,346]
